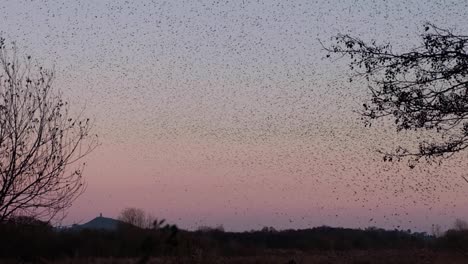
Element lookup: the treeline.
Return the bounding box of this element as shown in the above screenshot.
[3,217,468,261]
[199,226,430,252]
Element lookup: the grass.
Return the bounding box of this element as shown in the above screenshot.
[3,249,467,264]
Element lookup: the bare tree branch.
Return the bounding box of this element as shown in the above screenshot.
[324,23,468,163]
[0,39,98,223]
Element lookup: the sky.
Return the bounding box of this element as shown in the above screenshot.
[1,0,468,232]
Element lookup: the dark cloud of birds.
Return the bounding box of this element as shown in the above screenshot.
[1,0,468,231]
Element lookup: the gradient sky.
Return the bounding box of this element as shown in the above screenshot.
[1,0,468,232]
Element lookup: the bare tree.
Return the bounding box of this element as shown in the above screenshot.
[118,207,168,229]
[324,23,468,164]
[118,207,147,228]
[454,218,468,231]
[431,224,443,238]
[0,39,97,222]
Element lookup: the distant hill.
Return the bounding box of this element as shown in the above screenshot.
[71,215,123,231]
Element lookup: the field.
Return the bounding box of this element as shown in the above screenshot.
[1,250,467,264]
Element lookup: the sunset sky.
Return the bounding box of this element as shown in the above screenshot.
[2,0,468,232]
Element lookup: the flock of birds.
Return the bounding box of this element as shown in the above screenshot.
[1,0,468,232]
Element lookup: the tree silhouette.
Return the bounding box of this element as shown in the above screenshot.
[0,39,97,222]
[325,24,468,164]
[152,218,166,230]
[118,207,148,228]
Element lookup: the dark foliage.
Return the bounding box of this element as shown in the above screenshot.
[0,220,439,261]
[435,229,468,256]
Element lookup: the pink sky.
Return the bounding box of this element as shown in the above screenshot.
[1,0,468,232]
[65,133,468,232]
